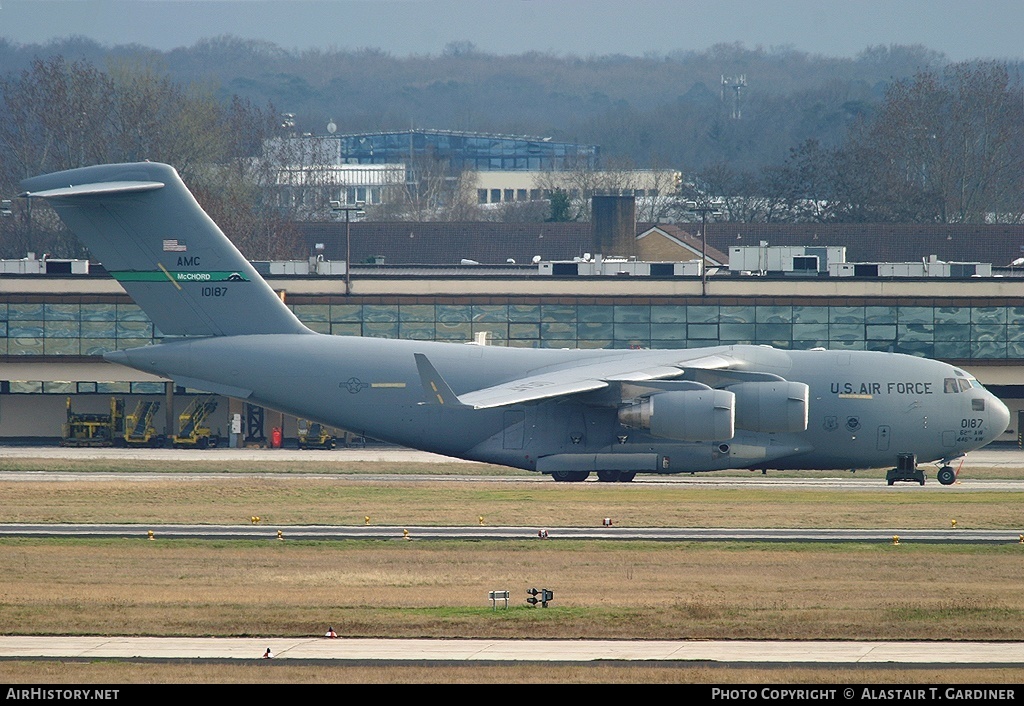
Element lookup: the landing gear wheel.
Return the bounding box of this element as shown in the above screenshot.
[551,471,590,482]
[937,466,957,485]
[618,472,636,482]
[597,470,621,482]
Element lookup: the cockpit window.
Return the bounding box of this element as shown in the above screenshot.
[948,370,986,392]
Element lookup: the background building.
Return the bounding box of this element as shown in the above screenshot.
[331,129,598,172]
[266,129,608,215]
[2,260,1024,446]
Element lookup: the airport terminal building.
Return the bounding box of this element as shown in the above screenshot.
[1,255,1023,446]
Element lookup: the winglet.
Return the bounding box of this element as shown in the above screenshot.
[414,353,467,407]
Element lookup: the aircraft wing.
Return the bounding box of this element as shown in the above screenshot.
[457,373,609,409]
[425,351,739,410]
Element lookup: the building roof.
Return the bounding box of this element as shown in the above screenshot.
[297,221,1024,267]
[638,225,729,265]
[298,221,596,266]
[334,128,562,143]
[298,221,734,267]
[704,223,1024,266]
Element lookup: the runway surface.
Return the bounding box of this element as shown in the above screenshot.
[1,522,1021,543]
[2,636,1023,664]
[0,445,469,463]
[1,444,1021,467]
[2,445,1024,491]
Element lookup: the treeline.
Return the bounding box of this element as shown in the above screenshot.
[0,39,1021,260]
[0,55,302,258]
[0,36,960,170]
[694,62,1024,224]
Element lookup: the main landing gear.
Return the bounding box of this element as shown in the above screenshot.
[549,471,636,482]
[597,470,636,483]
[550,471,589,482]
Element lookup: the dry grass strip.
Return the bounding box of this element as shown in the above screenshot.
[3,458,1024,684]
[1,539,1023,641]
[3,478,1024,528]
[2,661,1024,684]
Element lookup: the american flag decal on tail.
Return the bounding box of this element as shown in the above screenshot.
[162,239,187,252]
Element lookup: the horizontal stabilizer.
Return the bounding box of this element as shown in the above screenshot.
[23,181,165,199]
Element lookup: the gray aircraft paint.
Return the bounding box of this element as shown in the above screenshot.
[21,163,1011,480]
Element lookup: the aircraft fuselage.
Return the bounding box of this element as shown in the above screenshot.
[108,336,1009,475]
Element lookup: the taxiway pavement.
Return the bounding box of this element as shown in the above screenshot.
[2,636,1023,664]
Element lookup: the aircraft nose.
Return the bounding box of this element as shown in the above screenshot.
[989,393,1011,439]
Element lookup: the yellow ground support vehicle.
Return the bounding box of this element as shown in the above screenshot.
[297,419,336,450]
[61,397,123,447]
[122,400,162,447]
[172,396,218,448]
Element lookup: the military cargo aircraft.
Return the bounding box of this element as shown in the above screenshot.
[21,163,1010,483]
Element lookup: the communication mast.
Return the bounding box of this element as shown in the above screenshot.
[721,75,747,119]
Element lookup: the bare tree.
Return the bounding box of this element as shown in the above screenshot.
[0,57,116,256]
[0,56,307,259]
[261,134,342,220]
[492,199,550,223]
[371,151,479,221]
[0,57,113,180]
[842,62,1024,223]
[532,157,682,222]
[196,98,306,259]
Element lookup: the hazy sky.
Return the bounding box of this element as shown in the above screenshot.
[2,0,1022,62]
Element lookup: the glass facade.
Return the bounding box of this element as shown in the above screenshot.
[0,301,154,357]
[5,297,1024,361]
[336,130,599,172]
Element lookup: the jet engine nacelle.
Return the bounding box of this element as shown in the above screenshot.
[729,381,809,433]
[618,389,735,441]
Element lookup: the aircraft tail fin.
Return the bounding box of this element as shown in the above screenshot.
[21,162,310,337]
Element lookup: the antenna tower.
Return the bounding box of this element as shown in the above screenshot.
[721,75,747,119]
